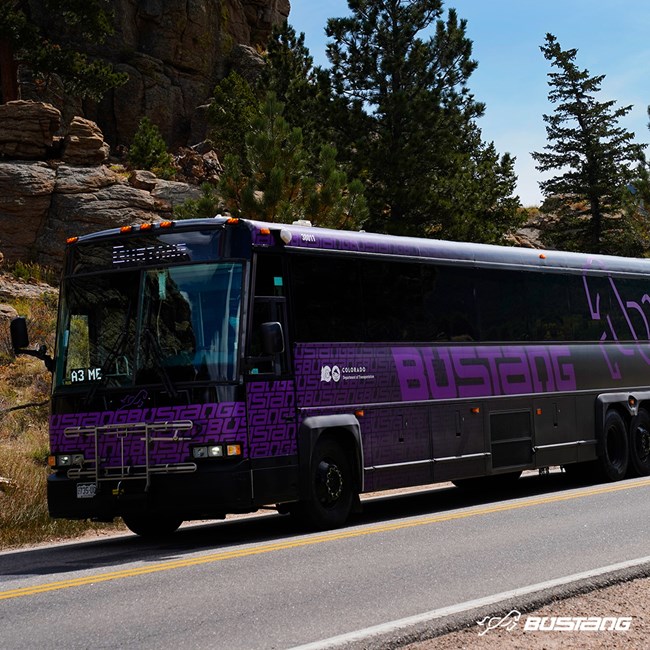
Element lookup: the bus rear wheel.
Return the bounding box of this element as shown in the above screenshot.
[122,513,183,538]
[598,410,629,481]
[629,408,650,476]
[295,437,355,530]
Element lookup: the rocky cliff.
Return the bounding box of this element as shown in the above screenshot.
[0,101,203,270]
[21,0,290,148]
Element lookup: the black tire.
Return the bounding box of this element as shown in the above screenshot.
[122,513,183,538]
[295,437,355,530]
[598,410,629,481]
[452,471,522,491]
[629,408,650,476]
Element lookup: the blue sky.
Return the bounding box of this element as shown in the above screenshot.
[288,1,650,206]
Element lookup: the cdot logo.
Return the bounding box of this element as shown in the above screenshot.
[321,365,341,383]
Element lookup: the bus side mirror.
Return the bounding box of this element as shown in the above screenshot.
[10,317,29,352]
[10,316,55,372]
[261,322,285,355]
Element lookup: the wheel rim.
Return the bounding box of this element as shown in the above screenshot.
[316,460,343,507]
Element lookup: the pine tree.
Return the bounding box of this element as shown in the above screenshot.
[208,71,260,167]
[325,0,521,240]
[128,117,176,179]
[532,33,645,254]
[622,107,650,254]
[219,92,367,228]
[0,0,126,103]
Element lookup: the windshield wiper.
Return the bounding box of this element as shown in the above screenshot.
[82,330,128,406]
[142,328,179,398]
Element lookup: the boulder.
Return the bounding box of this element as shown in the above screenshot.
[129,170,158,192]
[0,101,62,160]
[0,162,56,263]
[0,303,18,321]
[62,117,110,165]
[174,147,222,184]
[151,179,203,208]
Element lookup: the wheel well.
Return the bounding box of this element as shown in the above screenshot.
[607,404,631,430]
[637,401,650,417]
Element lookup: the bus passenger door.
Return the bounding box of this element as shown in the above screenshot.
[244,285,299,504]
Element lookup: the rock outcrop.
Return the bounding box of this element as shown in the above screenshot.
[0,101,61,159]
[0,102,203,270]
[21,0,291,149]
[62,117,110,166]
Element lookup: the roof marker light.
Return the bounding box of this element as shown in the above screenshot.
[539,253,547,259]
[66,236,78,244]
[160,221,174,228]
[140,223,153,231]
[120,225,133,233]
[260,228,271,235]
[227,218,239,225]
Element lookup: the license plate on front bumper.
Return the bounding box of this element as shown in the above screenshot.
[76,483,97,499]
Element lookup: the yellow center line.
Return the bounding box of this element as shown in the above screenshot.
[2,478,650,601]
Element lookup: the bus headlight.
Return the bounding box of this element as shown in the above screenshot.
[48,453,85,468]
[192,445,225,459]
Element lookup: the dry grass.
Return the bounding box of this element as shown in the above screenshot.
[0,295,122,550]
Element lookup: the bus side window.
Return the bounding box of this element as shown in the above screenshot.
[248,254,288,375]
[248,299,288,375]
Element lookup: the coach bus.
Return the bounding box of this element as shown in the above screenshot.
[11,216,650,537]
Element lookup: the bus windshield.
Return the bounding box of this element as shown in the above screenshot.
[55,262,243,389]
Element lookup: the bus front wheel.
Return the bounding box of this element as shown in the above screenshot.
[295,437,355,530]
[122,513,183,538]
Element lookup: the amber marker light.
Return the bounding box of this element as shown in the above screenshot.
[226,218,239,224]
[160,221,174,228]
[226,444,242,457]
[260,228,271,235]
[355,410,365,417]
[139,223,153,231]
[539,253,547,259]
[536,408,543,416]
[470,407,481,415]
[120,225,133,233]
[66,236,78,244]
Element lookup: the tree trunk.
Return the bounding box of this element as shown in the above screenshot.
[0,39,19,103]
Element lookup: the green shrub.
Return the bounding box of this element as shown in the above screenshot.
[128,117,176,179]
[173,183,222,220]
[8,261,59,286]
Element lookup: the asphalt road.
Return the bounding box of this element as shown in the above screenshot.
[1,473,649,649]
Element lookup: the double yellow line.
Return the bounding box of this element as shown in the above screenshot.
[2,477,650,602]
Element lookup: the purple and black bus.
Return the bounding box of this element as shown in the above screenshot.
[11,216,650,536]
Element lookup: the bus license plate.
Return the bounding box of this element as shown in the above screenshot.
[76,483,97,499]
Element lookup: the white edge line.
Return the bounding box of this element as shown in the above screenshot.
[289,555,650,650]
